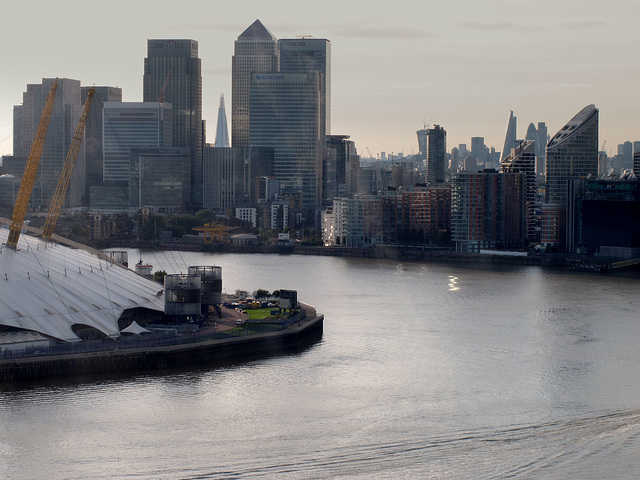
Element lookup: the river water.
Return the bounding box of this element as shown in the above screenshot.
[1,252,640,479]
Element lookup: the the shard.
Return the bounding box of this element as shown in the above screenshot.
[214,94,230,148]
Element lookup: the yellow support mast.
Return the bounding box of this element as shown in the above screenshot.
[42,88,95,240]
[6,79,59,249]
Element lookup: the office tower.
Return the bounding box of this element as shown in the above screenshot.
[618,141,633,170]
[325,135,359,203]
[249,72,322,211]
[83,86,122,200]
[202,145,272,213]
[143,39,202,208]
[14,78,83,209]
[279,38,331,134]
[232,20,279,148]
[425,125,446,184]
[536,122,547,175]
[450,147,460,174]
[102,102,172,182]
[545,105,599,205]
[128,147,191,211]
[416,129,428,161]
[214,94,230,148]
[502,140,536,242]
[471,137,489,163]
[634,152,640,176]
[501,110,517,162]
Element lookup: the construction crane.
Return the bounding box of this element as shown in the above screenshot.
[158,68,172,103]
[42,88,95,240]
[5,79,59,249]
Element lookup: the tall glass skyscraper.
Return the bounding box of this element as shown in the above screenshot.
[14,78,83,209]
[143,39,202,208]
[545,104,599,205]
[249,72,322,210]
[425,125,446,184]
[102,102,172,182]
[279,38,331,134]
[232,20,279,148]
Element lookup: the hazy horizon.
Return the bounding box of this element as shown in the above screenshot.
[1,0,637,159]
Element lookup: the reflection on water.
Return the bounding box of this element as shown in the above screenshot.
[1,253,639,479]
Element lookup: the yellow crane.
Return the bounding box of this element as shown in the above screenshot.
[6,79,59,249]
[42,88,95,240]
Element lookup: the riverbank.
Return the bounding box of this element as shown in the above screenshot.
[0,306,323,383]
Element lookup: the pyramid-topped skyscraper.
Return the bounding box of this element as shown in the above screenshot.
[232,19,279,147]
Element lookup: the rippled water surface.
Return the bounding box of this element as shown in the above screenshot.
[1,253,640,479]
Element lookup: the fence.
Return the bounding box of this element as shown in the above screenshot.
[1,309,307,361]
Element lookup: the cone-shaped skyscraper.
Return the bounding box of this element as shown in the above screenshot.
[214,94,230,148]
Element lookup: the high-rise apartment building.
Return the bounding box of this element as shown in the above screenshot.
[451,170,525,252]
[543,104,598,249]
[143,39,203,208]
[545,105,599,205]
[232,20,279,148]
[102,102,172,182]
[249,72,323,211]
[502,140,536,242]
[425,125,446,184]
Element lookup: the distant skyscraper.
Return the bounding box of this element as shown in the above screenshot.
[537,122,547,174]
[471,137,489,163]
[425,125,446,184]
[232,20,279,148]
[214,94,230,148]
[83,86,122,198]
[416,129,428,160]
[102,102,172,182]
[143,39,203,208]
[249,72,322,210]
[545,105,599,205]
[501,110,517,162]
[14,78,83,209]
[279,38,331,134]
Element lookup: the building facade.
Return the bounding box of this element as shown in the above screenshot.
[249,72,322,211]
[102,102,172,182]
[425,125,446,184]
[279,38,331,135]
[143,39,203,208]
[14,78,84,209]
[451,170,525,252]
[231,20,279,148]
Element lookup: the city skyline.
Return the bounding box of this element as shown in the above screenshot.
[1,1,638,159]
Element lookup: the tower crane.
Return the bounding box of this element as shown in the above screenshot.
[42,88,95,240]
[5,79,59,249]
[158,67,172,103]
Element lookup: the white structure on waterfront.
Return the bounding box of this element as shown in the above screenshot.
[0,227,164,343]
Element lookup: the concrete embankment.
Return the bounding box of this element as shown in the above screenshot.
[0,312,323,383]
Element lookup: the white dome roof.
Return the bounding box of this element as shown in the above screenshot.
[0,226,164,342]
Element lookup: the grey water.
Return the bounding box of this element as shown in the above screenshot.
[1,252,640,479]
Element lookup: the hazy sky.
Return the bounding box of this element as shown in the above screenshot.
[1,0,638,158]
